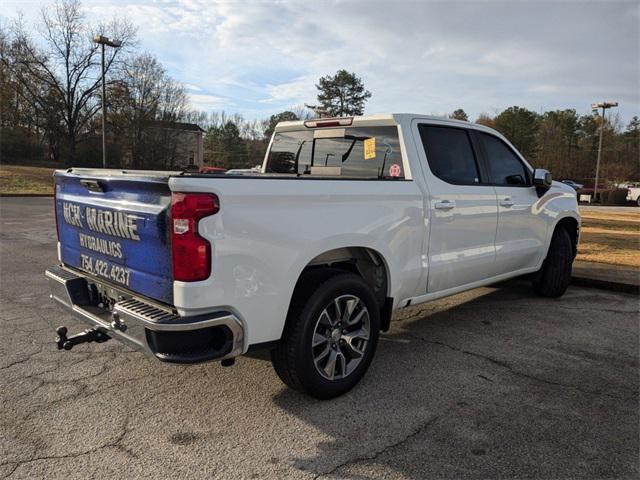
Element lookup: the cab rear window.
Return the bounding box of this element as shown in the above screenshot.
[266,126,404,179]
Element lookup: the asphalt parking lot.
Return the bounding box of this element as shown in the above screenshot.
[1,197,638,479]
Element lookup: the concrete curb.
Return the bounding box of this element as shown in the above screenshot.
[571,276,639,295]
[572,261,639,295]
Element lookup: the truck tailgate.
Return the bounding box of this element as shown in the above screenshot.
[54,170,173,304]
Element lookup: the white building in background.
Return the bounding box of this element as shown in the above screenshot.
[148,121,205,167]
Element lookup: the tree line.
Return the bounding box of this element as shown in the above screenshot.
[201,104,639,183]
[458,107,639,184]
[1,0,637,183]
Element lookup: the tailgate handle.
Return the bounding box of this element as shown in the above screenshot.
[80,179,105,193]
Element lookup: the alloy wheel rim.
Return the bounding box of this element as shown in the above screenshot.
[311,294,370,381]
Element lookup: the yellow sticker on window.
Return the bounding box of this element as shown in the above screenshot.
[364,137,376,160]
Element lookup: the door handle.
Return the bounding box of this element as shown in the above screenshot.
[500,198,514,207]
[434,200,456,210]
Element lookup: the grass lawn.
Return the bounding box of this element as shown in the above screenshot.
[578,208,640,268]
[0,164,55,195]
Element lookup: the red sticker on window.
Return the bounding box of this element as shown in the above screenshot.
[389,164,401,177]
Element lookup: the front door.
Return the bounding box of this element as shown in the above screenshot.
[475,132,547,274]
[415,123,498,293]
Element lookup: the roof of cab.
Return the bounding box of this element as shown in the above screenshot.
[274,113,484,132]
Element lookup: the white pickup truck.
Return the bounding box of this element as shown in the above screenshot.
[625,183,640,206]
[46,114,580,399]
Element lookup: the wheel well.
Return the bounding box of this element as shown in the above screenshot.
[554,217,579,259]
[298,247,393,331]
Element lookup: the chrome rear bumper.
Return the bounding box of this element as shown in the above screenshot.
[45,265,244,363]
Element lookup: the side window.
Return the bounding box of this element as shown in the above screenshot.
[479,133,530,186]
[418,125,480,185]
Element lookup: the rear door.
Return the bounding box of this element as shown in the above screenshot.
[415,123,498,293]
[54,171,173,304]
[475,132,546,273]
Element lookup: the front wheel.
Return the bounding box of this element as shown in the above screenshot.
[532,227,573,298]
[271,270,380,399]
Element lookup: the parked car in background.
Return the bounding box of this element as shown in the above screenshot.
[626,184,640,206]
[561,179,584,190]
[46,114,580,399]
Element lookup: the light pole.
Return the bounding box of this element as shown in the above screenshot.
[590,101,618,202]
[93,35,122,169]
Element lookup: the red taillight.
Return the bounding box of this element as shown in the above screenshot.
[304,117,353,128]
[171,192,219,282]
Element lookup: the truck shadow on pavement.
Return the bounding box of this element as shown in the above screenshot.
[270,281,639,479]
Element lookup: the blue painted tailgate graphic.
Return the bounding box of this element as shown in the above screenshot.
[54,172,173,304]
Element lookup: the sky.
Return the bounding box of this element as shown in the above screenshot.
[3,0,639,124]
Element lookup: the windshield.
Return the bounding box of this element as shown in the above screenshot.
[265,126,404,179]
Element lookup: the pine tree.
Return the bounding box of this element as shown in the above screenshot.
[316,70,371,117]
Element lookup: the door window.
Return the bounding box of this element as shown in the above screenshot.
[418,125,480,185]
[479,133,530,186]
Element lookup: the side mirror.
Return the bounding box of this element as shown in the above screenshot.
[533,169,552,189]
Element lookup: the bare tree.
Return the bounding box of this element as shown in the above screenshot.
[290,104,315,121]
[109,52,188,168]
[2,0,135,164]
[1,20,63,161]
[111,53,164,167]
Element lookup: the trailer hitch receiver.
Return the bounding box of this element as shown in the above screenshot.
[55,326,110,351]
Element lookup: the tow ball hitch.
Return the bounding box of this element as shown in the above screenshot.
[55,326,110,351]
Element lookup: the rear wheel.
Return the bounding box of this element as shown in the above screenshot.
[271,270,380,399]
[532,227,573,298]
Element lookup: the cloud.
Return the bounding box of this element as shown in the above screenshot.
[189,93,226,110]
[4,0,638,121]
[529,85,562,94]
[262,76,318,104]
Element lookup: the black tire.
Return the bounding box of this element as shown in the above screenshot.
[532,227,573,298]
[271,269,380,400]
